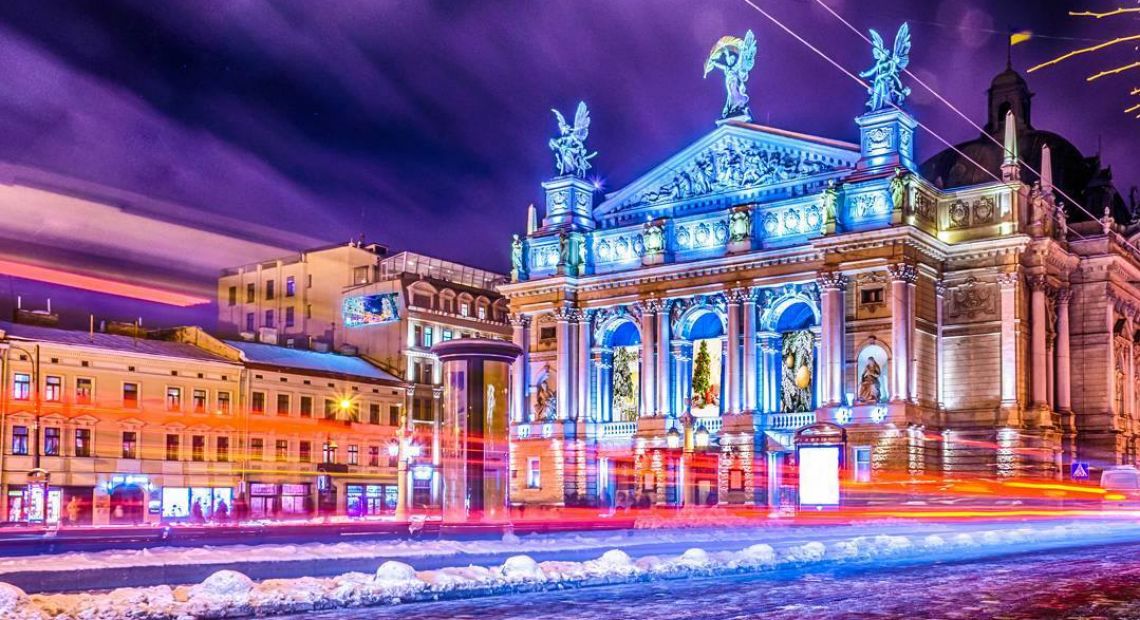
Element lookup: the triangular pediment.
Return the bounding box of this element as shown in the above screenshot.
[595,120,859,220]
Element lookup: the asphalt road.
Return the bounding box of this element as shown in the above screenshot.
[278,540,1140,619]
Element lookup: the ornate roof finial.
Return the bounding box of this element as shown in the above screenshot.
[1001,109,1020,182]
[859,23,911,112]
[704,29,757,120]
[549,102,597,178]
[1040,143,1053,194]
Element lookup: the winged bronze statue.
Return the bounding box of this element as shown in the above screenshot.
[859,23,911,112]
[549,101,597,178]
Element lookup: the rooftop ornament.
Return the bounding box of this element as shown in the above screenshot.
[859,22,911,112]
[704,29,757,120]
[549,101,597,178]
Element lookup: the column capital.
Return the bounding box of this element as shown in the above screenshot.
[886,262,918,284]
[404,384,417,397]
[726,287,748,305]
[996,271,1020,289]
[815,271,848,291]
[432,386,444,399]
[934,280,948,298]
[508,313,531,328]
[552,302,576,322]
[1027,274,1049,292]
[1056,286,1073,304]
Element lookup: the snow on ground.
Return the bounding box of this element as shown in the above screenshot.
[0,520,940,576]
[7,520,1140,620]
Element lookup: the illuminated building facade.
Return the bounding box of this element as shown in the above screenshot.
[0,321,406,525]
[501,62,1136,509]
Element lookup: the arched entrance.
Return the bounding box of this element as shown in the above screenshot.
[759,289,822,415]
[673,304,727,418]
[595,314,641,423]
[109,484,145,524]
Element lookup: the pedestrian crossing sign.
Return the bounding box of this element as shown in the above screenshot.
[1071,462,1090,480]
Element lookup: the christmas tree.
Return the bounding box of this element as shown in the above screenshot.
[692,339,712,406]
[612,347,637,420]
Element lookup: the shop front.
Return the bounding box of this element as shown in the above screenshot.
[161,486,234,522]
[346,483,398,517]
[6,485,94,525]
[249,482,311,519]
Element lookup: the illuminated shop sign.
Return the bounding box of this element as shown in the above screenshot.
[343,293,400,327]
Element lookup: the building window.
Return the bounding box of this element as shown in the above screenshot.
[477,306,487,320]
[299,440,312,463]
[12,373,30,401]
[423,327,434,348]
[412,293,433,308]
[44,427,60,456]
[250,437,264,461]
[276,394,291,416]
[12,426,28,455]
[459,302,470,317]
[74,429,91,457]
[854,446,872,483]
[122,432,138,459]
[353,265,370,285]
[369,403,380,425]
[265,309,275,328]
[442,329,453,341]
[324,398,338,420]
[388,405,400,426]
[305,304,312,319]
[44,376,62,402]
[266,279,275,300]
[123,383,139,408]
[539,326,556,342]
[322,442,336,463]
[348,444,359,465]
[76,378,93,405]
[368,445,380,467]
[251,391,266,414]
[246,283,255,303]
[166,387,182,411]
[245,313,255,332]
[192,389,207,413]
[276,439,289,462]
[192,435,206,461]
[300,395,313,418]
[413,325,422,347]
[527,457,541,489]
[860,287,884,305]
[216,437,229,462]
[217,391,232,415]
[285,306,295,328]
[285,276,296,297]
[228,286,237,306]
[165,434,180,461]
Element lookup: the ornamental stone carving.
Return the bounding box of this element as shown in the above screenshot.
[816,271,848,291]
[947,277,997,321]
[886,263,918,284]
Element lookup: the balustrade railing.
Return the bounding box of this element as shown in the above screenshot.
[599,421,637,438]
[768,411,816,430]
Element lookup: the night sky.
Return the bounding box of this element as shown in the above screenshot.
[0,0,1134,275]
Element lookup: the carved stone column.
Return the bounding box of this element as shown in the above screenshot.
[997,272,1020,408]
[639,301,658,417]
[1056,287,1072,412]
[816,272,847,406]
[726,288,744,414]
[742,289,758,412]
[759,335,778,413]
[673,342,692,416]
[554,304,575,420]
[576,310,592,421]
[935,281,947,409]
[509,313,531,423]
[887,263,917,403]
[1029,275,1049,408]
[656,303,672,417]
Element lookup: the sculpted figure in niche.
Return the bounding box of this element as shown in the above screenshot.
[857,356,883,404]
[532,375,557,421]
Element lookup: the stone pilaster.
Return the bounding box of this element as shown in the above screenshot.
[816,272,847,406]
[887,263,917,403]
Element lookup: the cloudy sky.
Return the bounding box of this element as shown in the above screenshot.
[0,0,1134,274]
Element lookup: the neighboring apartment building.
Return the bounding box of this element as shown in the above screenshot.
[217,241,388,345]
[218,248,513,505]
[0,319,409,525]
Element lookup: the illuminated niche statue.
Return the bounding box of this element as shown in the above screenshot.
[859,23,911,112]
[704,29,757,120]
[549,101,597,178]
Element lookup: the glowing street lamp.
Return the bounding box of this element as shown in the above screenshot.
[694,424,710,449]
[666,427,683,449]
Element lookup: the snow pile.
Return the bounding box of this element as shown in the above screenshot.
[15,521,1140,619]
[0,583,45,620]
